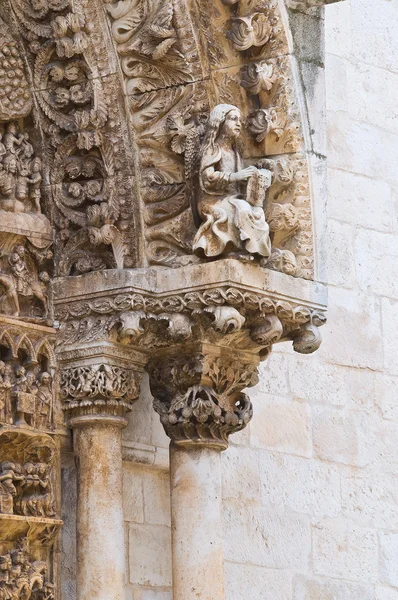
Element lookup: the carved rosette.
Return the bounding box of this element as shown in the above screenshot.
[148,350,258,449]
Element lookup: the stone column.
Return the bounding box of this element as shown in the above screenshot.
[170,443,225,600]
[59,346,143,600]
[71,416,126,600]
[148,347,258,600]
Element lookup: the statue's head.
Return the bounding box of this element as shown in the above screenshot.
[3,154,17,173]
[40,371,51,385]
[208,104,242,142]
[15,365,25,377]
[6,122,18,135]
[26,371,36,384]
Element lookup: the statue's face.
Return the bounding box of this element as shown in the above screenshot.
[222,109,241,139]
[7,158,17,173]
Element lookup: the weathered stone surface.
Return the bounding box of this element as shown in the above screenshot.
[341,472,398,530]
[318,287,383,370]
[260,452,341,519]
[312,518,378,583]
[250,395,312,458]
[328,168,393,232]
[224,505,311,570]
[128,524,172,587]
[312,406,370,467]
[294,576,375,600]
[382,298,398,375]
[225,562,292,600]
[380,532,398,588]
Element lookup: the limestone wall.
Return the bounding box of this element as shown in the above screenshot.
[118,1,398,599]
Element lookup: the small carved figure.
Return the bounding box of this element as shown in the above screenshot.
[0,361,12,424]
[18,462,37,516]
[0,462,23,514]
[13,366,35,426]
[0,553,12,587]
[0,267,19,317]
[28,157,42,213]
[34,372,52,429]
[193,104,272,259]
[3,122,24,156]
[8,246,48,315]
[35,463,55,517]
[0,123,43,213]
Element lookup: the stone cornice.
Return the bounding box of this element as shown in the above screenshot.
[53,260,327,323]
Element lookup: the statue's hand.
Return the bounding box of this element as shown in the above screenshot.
[230,166,258,182]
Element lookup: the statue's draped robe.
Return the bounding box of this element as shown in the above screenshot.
[193,145,271,257]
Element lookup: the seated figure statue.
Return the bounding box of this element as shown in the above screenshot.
[193,104,272,259]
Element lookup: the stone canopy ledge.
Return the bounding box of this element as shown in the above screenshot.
[53,260,327,316]
[53,260,327,360]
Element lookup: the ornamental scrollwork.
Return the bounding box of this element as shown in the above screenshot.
[7,0,136,275]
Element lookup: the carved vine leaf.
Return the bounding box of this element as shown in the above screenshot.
[228,13,272,52]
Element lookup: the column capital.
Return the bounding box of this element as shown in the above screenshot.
[148,347,258,450]
[57,339,145,425]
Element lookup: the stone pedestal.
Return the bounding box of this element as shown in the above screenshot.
[72,415,127,600]
[170,444,225,600]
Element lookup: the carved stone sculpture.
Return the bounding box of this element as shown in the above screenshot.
[0,430,57,519]
[193,104,272,260]
[0,319,56,428]
[0,123,42,215]
[0,539,55,600]
[0,22,32,121]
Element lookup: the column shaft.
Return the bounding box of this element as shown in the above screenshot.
[73,418,126,600]
[170,443,225,600]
